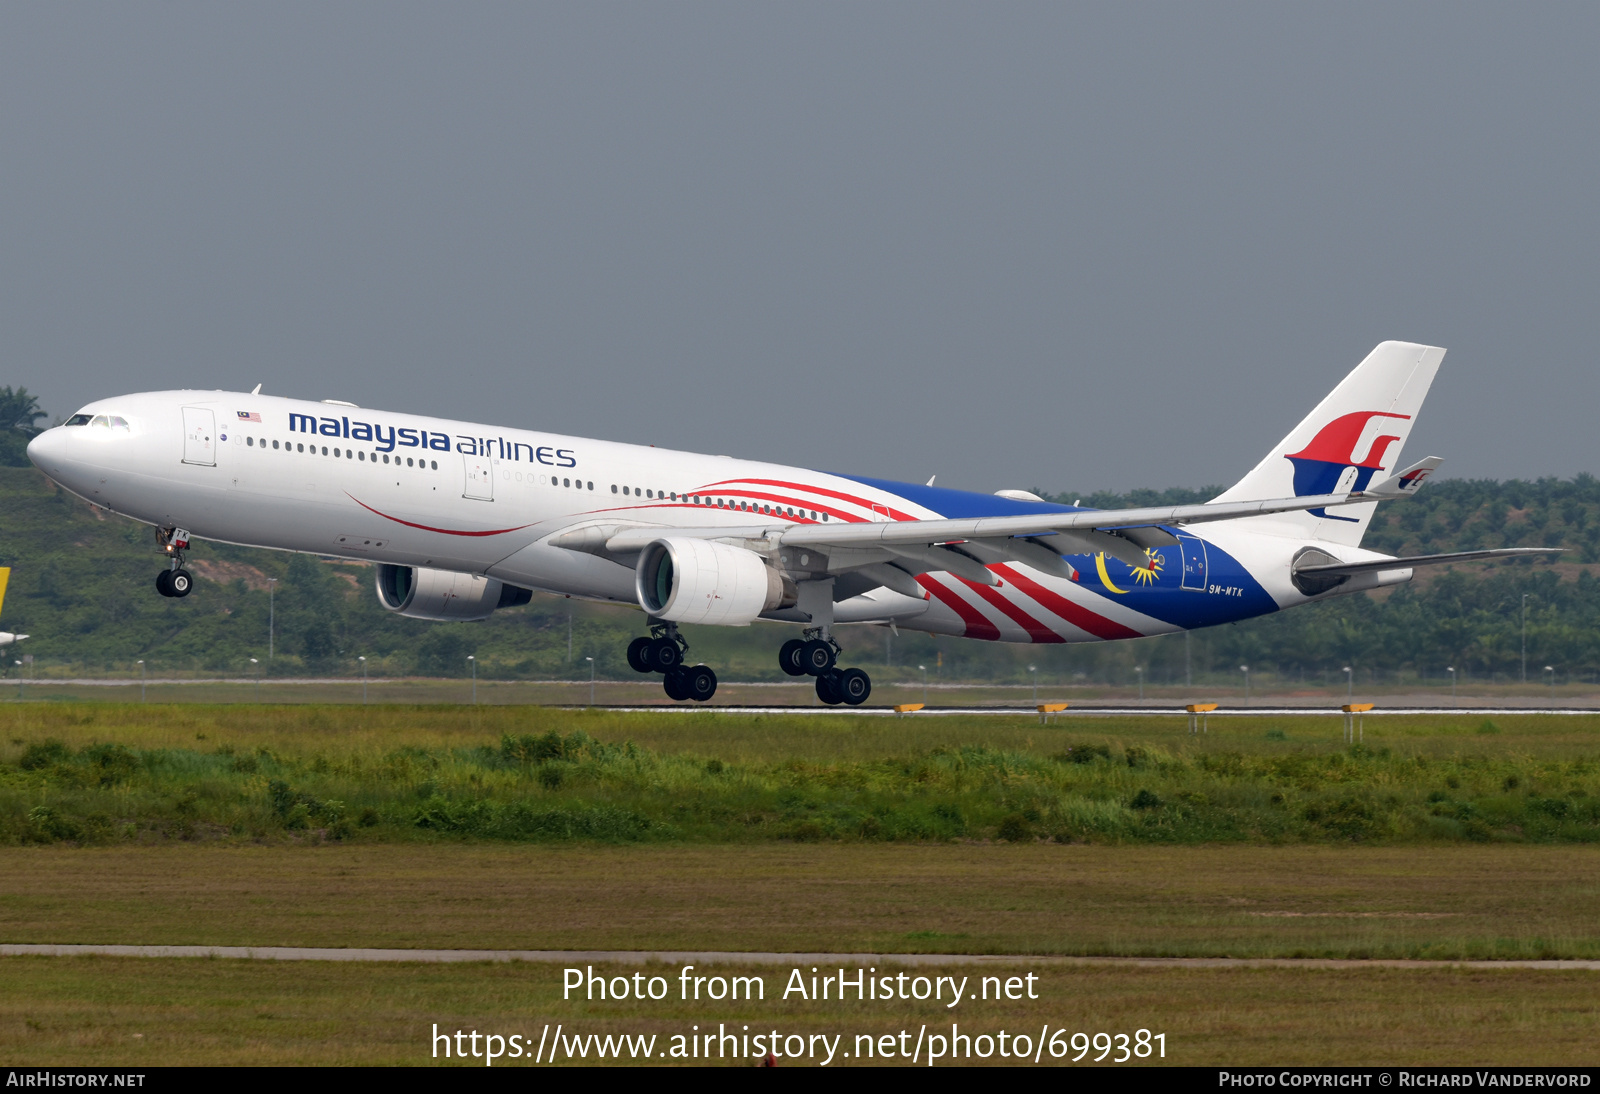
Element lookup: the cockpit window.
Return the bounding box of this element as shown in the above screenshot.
[65,414,91,426]
[90,415,111,428]
[110,416,130,431]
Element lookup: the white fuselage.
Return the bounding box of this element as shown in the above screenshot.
[27,389,1395,644]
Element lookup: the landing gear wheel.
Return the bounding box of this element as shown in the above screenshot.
[837,668,872,706]
[663,668,689,701]
[651,637,681,671]
[168,569,193,597]
[683,664,718,702]
[778,639,807,677]
[155,570,174,597]
[627,637,654,673]
[816,670,844,705]
[800,639,836,676]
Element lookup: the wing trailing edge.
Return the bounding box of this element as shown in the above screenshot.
[1293,546,1564,578]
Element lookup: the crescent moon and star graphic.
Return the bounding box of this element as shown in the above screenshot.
[1094,549,1164,594]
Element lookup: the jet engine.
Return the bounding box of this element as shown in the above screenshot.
[375,564,532,622]
[636,538,796,625]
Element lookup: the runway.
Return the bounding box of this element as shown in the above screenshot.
[589,705,1600,717]
[4,944,1599,970]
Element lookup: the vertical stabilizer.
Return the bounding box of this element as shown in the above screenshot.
[1211,341,1444,546]
[0,567,9,618]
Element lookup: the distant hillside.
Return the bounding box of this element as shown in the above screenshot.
[0,467,1596,685]
[1050,477,1600,561]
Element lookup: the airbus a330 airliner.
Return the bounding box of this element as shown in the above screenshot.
[27,341,1556,704]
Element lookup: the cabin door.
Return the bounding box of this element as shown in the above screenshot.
[462,454,494,501]
[1178,534,1208,591]
[181,407,216,466]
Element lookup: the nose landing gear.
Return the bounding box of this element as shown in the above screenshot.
[154,528,195,599]
[627,622,717,702]
[155,569,193,597]
[780,630,872,706]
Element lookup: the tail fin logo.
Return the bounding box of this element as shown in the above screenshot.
[1396,466,1432,493]
[1285,411,1410,521]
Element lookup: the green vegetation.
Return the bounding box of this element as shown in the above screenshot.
[1050,476,1600,562]
[4,706,1599,847]
[0,386,46,467]
[7,841,1600,959]
[4,462,1600,683]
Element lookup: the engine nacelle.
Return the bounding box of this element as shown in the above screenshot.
[636,538,796,625]
[375,564,533,622]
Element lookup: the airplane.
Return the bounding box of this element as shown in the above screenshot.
[26,341,1557,705]
[0,567,28,651]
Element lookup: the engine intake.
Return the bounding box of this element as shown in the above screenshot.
[375,564,532,621]
[636,538,796,625]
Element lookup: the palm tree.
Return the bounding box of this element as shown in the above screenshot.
[0,386,46,467]
[0,387,46,435]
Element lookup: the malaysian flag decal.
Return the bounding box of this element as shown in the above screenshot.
[236,411,262,422]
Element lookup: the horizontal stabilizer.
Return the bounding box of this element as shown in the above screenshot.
[1357,457,1444,500]
[1295,547,1564,578]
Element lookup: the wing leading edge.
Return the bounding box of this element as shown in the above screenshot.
[600,479,1418,558]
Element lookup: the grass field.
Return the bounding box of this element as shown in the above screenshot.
[3,843,1599,958]
[3,957,1597,1066]
[3,704,1599,846]
[4,703,1599,1065]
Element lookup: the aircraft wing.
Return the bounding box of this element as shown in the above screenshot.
[775,491,1364,548]
[597,488,1386,579]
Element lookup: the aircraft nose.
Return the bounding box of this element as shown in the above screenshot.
[26,428,69,473]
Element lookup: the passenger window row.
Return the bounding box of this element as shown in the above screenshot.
[244,434,438,469]
[607,483,826,521]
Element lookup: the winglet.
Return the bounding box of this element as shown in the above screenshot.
[0,567,9,618]
[1357,456,1444,500]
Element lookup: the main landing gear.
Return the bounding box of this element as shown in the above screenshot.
[627,622,718,703]
[779,631,872,706]
[154,527,194,599]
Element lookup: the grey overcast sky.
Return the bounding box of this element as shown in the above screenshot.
[3,3,1596,494]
